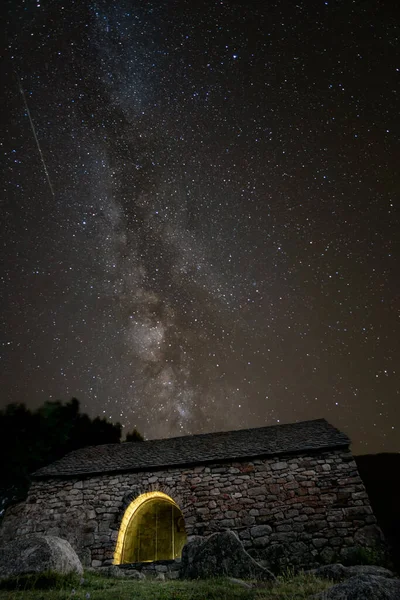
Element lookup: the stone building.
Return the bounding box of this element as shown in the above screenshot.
[0,419,384,571]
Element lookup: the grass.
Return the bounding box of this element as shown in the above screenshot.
[0,571,332,600]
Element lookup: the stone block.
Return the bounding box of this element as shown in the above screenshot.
[167,570,179,579]
[229,467,240,474]
[266,494,278,501]
[92,560,102,567]
[248,486,266,497]
[285,481,300,490]
[155,565,168,572]
[326,510,344,522]
[330,536,342,547]
[82,533,95,546]
[276,524,291,532]
[271,462,287,471]
[294,515,308,522]
[343,506,372,519]
[303,507,315,515]
[196,507,209,515]
[343,536,355,546]
[321,493,337,503]
[250,525,272,538]
[271,532,296,542]
[269,484,280,494]
[253,536,270,548]
[239,516,256,527]
[239,530,251,540]
[306,521,326,533]
[225,511,237,519]
[312,538,328,549]
[83,520,98,533]
[352,491,368,500]
[300,481,313,488]
[219,519,235,527]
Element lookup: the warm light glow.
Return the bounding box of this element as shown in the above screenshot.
[113,491,186,564]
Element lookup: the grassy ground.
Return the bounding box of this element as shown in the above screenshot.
[0,571,332,600]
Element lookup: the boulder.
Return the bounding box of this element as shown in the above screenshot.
[180,530,275,581]
[313,574,400,599]
[310,563,396,583]
[354,524,385,547]
[249,540,310,572]
[0,535,83,579]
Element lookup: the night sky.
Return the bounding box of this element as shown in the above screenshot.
[1,0,399,453]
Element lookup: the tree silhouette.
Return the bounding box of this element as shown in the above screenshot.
[125,427,145,442]
[0,398,123,515]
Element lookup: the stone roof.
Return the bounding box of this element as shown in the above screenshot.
[33,418,350,479]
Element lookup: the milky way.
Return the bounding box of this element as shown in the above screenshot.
[1,0,399,452]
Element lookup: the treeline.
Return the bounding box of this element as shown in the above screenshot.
[0,398,142,514]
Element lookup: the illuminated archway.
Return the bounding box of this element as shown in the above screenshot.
[114,491,187,564]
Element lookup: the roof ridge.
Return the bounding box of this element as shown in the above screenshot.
[33,418,349,479]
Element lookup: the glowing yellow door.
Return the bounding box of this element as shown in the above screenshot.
[114,492,187,564]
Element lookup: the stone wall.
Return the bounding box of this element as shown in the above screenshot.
[0,448,385,571]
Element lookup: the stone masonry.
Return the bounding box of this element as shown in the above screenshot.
[0,447,384,572]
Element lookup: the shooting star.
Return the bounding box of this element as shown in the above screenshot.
[15,71,55,199]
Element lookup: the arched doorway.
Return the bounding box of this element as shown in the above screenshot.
[114,491,187,564]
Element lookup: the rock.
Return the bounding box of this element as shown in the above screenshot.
[310,563,396,583]
[312,574,400,599]
[97,565,127,578]
[180,530,275,581]
[0,535,83,579]
[309,563,349,582]
[126,571,146,581]
[354,524,385,547]
[166,571,179,580]
[181,536,203,570]
[319,547,337,565]
[155,572,165,581]
[155,565,168,573]
[250,540,309,572]
[96,565,146,580]
[341,565,395,581]
[126,570,146,580]
[250,525,272,538]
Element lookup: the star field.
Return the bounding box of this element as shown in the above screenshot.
[1,0,399,452]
